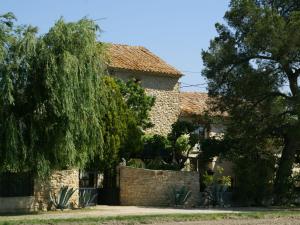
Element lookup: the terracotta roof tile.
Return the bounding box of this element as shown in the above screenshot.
[180,92,209,116]
[106,43,182,77]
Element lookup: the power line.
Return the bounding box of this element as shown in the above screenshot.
[181,70,202,74]
[181,86,207,90]
[181,82,207,87]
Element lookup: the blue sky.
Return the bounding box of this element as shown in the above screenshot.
[2,0,230,92]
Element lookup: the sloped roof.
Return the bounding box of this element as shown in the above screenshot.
[180,92,209,116]
[106,43,182,77]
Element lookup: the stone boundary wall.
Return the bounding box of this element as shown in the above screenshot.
[0,196,35,213]
[34,169,79,211]
[119,166,200,207]
[0,169,79,213]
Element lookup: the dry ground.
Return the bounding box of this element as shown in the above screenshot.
[0,206,242,222]
[0,206,300,225]
[5,217,300,225]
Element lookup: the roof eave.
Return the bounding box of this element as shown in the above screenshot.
[108,66,183,78]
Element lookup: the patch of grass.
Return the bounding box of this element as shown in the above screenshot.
[1,210,300,225]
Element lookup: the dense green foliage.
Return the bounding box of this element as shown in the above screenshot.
[141,134,170,160]
[202,0,300,203]
[116,79,155,129]
[200,138,232,162]
[0,14,106,175]
[140,120,201,170]
[0,14,154,177]
[116,79,155,160]
[169,121,199,168]
[168,120,197,144]
[93,76,153,171]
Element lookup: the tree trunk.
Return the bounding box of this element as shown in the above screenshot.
[274,128,300,203]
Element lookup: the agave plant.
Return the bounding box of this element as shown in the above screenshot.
[79,189,97,208]
[201,168,231,207]
[202,183,228,207]
[168,185,192,206]
[49,186,77,210]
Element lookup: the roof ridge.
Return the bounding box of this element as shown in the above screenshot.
[104,42,145,49]
[106,42,183,77]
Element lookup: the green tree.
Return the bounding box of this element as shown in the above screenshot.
[168,120,197,145]
[115,78,156,160]
[168,121,199,169]
[95,76,146,170]
[0,16,107,176]
[116,78,155,129]
[202,0,300,203]
[0,14,153,178]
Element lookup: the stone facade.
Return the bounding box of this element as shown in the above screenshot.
[34,169,79,211]
[118,166,199,207]
[113,71,181,135]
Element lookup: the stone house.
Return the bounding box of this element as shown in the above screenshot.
[106,44,232,176]
[106,44,232,174]
[106,43,182,135]
[179,92,226,140]
[179,92,233,177]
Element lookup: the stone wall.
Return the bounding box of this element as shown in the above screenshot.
[119,166,200,207]
[0,169,79,213]
[113,71,181,135]
[0,196,35,213]
[34,169,79,211]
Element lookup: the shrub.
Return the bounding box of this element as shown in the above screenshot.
[145,158,180,171]
[141,134,170,160]
[127,158,145,169]
[175,134,191,155]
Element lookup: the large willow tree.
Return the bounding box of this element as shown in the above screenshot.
[202,0,300,203]
[0,13,146,176]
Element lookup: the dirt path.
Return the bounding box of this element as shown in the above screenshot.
[1,206,299,225]
[0,206,243,221]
